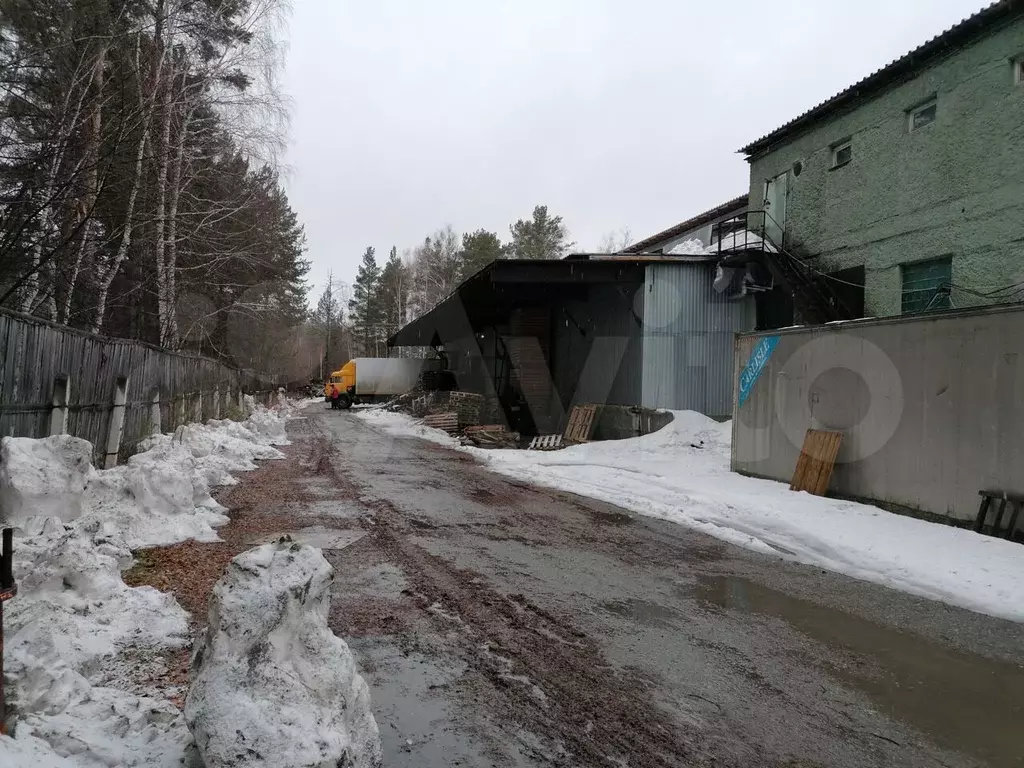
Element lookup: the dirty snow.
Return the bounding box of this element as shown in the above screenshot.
[356,408,1024,623]
[186,539,381,768]
[0,399,304,766]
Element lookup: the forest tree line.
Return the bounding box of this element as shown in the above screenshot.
[0,0,309,377]
[311,204,593,374]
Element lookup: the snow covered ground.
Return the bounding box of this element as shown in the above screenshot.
[0,396,305,766]
[357,408,1024,623]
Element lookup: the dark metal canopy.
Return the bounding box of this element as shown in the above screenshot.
[389,257,683,347]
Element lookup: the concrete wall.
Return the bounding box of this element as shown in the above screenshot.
[731,304,1024,524]
[747,14,1024,316]
[642,264,755,417]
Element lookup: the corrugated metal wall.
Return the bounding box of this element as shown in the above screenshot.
[641,264,754,417]
[0,308,278,464]
[732,304,1024,524]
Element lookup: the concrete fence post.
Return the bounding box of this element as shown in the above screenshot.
[48,376,70,436]
[213,386,221,419]
[148,387,161,436]
[193,391,203,424]
[104,376,129,469]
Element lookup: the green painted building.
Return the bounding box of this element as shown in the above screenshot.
[741,1,1024,318]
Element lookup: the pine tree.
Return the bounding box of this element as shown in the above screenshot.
[508,205,573,260]
[349,246,382,355]
[312,277,346,376]
[378,246,409,344]
[459,229,504,281]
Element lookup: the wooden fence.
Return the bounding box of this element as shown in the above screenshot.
[0,307,279,466]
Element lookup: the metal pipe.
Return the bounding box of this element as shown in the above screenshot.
[0,528,12,589]
[0,599,5,736]
[0,527,16,736]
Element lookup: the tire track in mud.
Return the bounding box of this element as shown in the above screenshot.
[325,463,720,766]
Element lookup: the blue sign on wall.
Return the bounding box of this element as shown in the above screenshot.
[738,335,780,406]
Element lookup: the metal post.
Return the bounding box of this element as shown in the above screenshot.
[1,527,18,736]
[104,376,129,469]
[49,375,70,436]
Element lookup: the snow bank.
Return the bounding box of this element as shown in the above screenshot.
[356,409,461,447]
[0,400,303,765]
[1,517,193,767]
[357,408,1024,622]
[186,539,382,768]
[0,436,93,526]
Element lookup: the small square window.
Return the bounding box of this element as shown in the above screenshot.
[901,257,952,314]
[831,141,852,168]
[908,100,937,131]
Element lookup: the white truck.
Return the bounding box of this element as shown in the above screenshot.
[326,357,430,408]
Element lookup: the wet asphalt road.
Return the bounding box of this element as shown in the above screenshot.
[293,407,1024,768]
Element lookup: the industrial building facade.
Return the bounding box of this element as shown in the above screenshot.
[741,1,1024,318]
[390,257,753,433]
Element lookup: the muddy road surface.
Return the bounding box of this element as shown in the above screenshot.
[276,407,1023,768]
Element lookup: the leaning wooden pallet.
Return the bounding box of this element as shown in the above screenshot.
[790,429,843,496]
[564,404,599,443]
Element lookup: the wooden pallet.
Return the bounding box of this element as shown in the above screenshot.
[422,412,460,434]
[790,430,843,496]
[564,404,599,443]
[528,434,563,451]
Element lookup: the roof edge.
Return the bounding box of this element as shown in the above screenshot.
[739,1,1021,158]
[623,195,748,254]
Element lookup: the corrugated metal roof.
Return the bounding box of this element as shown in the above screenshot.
[740,1,1022,158]
[622,195,748,254]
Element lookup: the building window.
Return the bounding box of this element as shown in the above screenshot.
[831,140,852,168]
[908,99,937,131]
[901,257,952,313]
[1015,57,1024,85]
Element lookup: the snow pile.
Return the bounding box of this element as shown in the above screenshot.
[665,238,712,255]
[185,539,382,768]
[0,400,303,766]
[0,435,93,526]
[354,409,462,446]
[0,516,193,767]
[357,408,1024,622]
[82,442,230,550]
[717,229,777,252]
[0,731,76,767]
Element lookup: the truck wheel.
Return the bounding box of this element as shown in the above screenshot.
[340,394,352,410]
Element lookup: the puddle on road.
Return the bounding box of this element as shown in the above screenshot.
[696,575,1024,768]
[599,598,679,629]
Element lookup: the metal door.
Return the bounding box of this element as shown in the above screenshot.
[762,172,788,247]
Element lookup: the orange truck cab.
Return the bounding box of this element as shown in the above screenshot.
[324,360,357,409]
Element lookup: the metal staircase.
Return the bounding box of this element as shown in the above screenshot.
[716,211,856,324]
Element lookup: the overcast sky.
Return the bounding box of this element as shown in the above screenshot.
[282,0,990,299]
